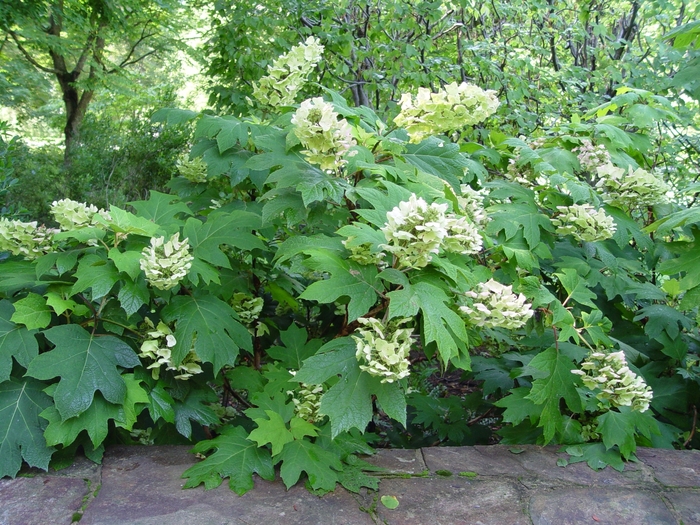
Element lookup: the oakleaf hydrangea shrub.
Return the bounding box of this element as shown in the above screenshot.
[0,36,697,492]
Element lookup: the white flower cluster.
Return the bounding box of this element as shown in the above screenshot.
[551,203,616,242]
[393,82,499,143]
[571,350,653,412]
[287,371,324,423]
[573,139,611,172]
[342,237,387,267]
[595,163,671,210]
[176,155,207,183]
[460,279,534,330]
[353,317,413,383]
[138,319,203,380]
[0,218,57,259]
[291,97,356,171]
[380,194,482,269]
[139,232,193,290]
[50,198,111,231]
[456,185,490,228]
[229,293,264,327]
[252,36,324,106]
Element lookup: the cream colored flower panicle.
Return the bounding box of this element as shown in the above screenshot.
[380,194,482,269]
[552,203,616,242]
[229,293,264,326]
[571,350,653,412]
[291,97,356,171]
[252,36,324,106]
[139,232,193,290]
[353,317,413,383]
[287,371,324,423]
[0,218,57,259]
[573,139,611,172]
[342,237,387,267]
[138,319,203,380]
[50,198,111,231]
[457,185,490,228]
[177,155,207,183]
[394,82,499,143]
[460,279,533,330]
[594,163,671,210]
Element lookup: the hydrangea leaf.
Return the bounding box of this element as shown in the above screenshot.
[70,254,121,300]
[298,250,380,322]
[41,375,148,448]
[554,268,597,309]
[596,407,658,460]
[266,324,323,369]
[487,202,553,249]
[44,291,89,317]
[101,206,161,236]
[147,383,176,424]
[294,337,358,385]
[10,293,51,330]
[183,425,275,495]
[277,438,342,491]
[25,324,139,420]
[0,377,54,478]
[248,410,294,456]
[173,387,220,439]
[633,304,694,340]
[183,211,265,269]
[129,191,193,232]
[494,387,543,426]
[108,248,143,281]
[319,362,373,438]
[565,442,626,471]
[402,137,470,190]
[117,277,150,317]
[525,347,582,443]
[161,293,251,374]
[0,300,38,382]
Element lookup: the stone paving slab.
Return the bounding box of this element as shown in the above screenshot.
[2,445,700,525]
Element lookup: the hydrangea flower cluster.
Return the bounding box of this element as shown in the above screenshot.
[457,185,490,228]
[229,293,264,326]
[342,237,387,267]
[460,279,534,329]
[353,317,413,383]
[139,232,193,290]
[595,163,671,210]
[393,82,499,143]
[50,198,111,231]
[291,97,356,171]
[176,155,207,183]
[252,36,324,106]
[571,350,653,412]
[138,319,203,380]
[287,371,324,423]
[0,218,57,259]
[380,194,482,269]
[551,203,616,242]
[573,139,611,172]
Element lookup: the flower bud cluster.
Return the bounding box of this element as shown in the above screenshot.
[457,185,490,228]
[139,232,193,290]
[287,371,324,423]
[394,82,499,143]
[571,350,653,412]
[353,317,413,383]
[551,203,616,242]
[460,279,533,330]
[595,163,671,210]
[229,293,264,327]
[138,319,203,380]
[50,198,111,231]
[252,36,324,106]
[380,194,482,269]
[292,97,356,171]
[177,155,207,183]
[573,139,611,172]
[0,218,57,259]
[342,237,387,267]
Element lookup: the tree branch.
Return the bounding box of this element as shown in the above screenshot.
[8,31,60,74]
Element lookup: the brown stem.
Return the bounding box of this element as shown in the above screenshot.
[684,405,697,447]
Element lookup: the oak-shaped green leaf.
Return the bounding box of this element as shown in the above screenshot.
[0,377,55,478]
[277,438,342,491]
[554,268,597,309]
[173,387,220,439]
[108,248,144,281]
[183,425,275,495]
[25,324,139,420]
[129,191,193,233]
[70,254,121,300]
[101,206,161,237]
[525,347,582,444]
[248,410,293,456]
[161,293,251,374]
[596,407,658,460]
[0,300,38,382]
[266,324,322,369]
[298,250,380,323]
[10,293,51,330]
[41,375,148,448]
